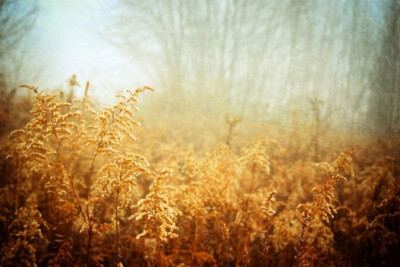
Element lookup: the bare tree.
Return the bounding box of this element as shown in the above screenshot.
[0,0,37,135]
[367,0,400,136]
[1,0,37,86]
[110,0,274,109]
[107,0,396,136]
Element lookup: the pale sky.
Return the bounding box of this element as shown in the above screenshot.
[26,0,148,100]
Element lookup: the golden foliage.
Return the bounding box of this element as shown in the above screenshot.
[131,169,181,244]
[0,83,398,266]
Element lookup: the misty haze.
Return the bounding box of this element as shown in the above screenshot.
[0,0,399,266]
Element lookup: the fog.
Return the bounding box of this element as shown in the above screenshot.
[1,0,399,136]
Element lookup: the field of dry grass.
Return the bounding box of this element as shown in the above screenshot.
[0,84,399,266]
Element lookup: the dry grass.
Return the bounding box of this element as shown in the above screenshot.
[0,84,399,266]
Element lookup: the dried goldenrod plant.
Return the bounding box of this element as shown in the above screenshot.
[296,174,346,266]
[130,168,181,266]
[1,196,47,266]
[94,153,152,265]
[0,81,398,266]
[4,84,154,266]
